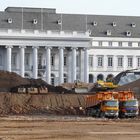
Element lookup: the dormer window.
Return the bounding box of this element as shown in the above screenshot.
[33,19,38,24]
[131,23,136,28]
[112,22,116,27]
[7,18,12,24]
[106,30,111,36]
[126,31,131,36]
[57,19,62,25]
[91,21,97,26]
[87,29,92,35]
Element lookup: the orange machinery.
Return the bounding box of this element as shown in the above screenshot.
[114,91,139,117]
[85,91,119,118]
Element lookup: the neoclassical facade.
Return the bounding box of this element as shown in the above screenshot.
[0,7,140,85]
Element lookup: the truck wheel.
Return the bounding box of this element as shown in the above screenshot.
[100,112,105,118]
[85,109,91,116]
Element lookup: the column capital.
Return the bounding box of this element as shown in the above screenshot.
[45,46,52,50]
[5,45,13,49]
[58,46,65,50]
[83,47,89,51]
[32,46,39,49]
[19,46,26,49]
[71,47,78,50]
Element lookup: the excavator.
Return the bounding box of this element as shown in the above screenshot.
[95,68,140,91]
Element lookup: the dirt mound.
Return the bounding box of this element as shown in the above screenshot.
[0,92,87,115]
[60,82,94,91]
[0,70,71,93]
[0,70,29,92]
[115,78,140,99]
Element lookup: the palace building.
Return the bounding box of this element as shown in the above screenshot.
[0,7,140,85]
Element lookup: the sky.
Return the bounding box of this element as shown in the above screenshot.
[0,0,140,16]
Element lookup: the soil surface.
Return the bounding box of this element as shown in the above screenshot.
[0,115,139,140]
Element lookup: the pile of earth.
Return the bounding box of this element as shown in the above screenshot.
[115,78,140,99]
[0,92,86,115]
[0,71,87,115]
[0,70,71,93]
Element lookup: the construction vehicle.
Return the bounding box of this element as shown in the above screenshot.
[95,80,118,91]
[114,68,140,86]
[85,91,119,118]
[72,80,89,93]
[114,91,139,118]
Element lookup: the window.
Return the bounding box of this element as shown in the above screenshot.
[128,42,132,47]
[137,57,140,67]
[126,31,131,36]
[33,19,38,24]
[117,57,123,67]
[108,56,113,67]
[128,57,133,67]
[0,54,2,65]
[51,74,55,85]
[89,55,93,67]
[112,22,117,27]
[38,53,42,65]
[138,42,140,47]
[99,41,102,46]
[7,18,12,24]
[76,55,79,67]
[25,53,30,66]
[64,74,67,83]
[51,55,55,66]
[107,30,111,36]
[64,56,67,66]
[11,53,17,66]
[97,56,103,67]
[109,41,112,46]
[119,42,122,46]
[131,23,136,28]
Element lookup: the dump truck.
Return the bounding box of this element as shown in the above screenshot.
[114,91,139,118]
[85,91,119,118]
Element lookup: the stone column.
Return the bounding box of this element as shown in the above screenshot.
[71,47,77,82]
[32,46,38,79]
[45,47,51,84]
[68,51,72,83]
[104,55,108,71]
[6,45,13,72]
[93,55,97,71]
[59,47,64,84]
[79,49,84,82]
[133,56,137,69]
[19,46,26,77]
[84,48,89,83]
[113,55,117,72]
[123,55,127,70]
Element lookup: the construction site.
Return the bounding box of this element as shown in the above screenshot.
[0,70,140,140]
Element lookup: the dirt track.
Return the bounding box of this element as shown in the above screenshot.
[0,115,140,140]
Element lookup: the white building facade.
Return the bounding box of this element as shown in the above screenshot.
[0,7,140,85]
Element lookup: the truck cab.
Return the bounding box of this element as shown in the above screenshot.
[100,99,119,117]
[119,99,139,117]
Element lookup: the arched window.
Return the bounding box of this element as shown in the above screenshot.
[97,74,104,81]
[106,74,114,82]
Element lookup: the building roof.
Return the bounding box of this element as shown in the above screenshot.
[0,7,140,38]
